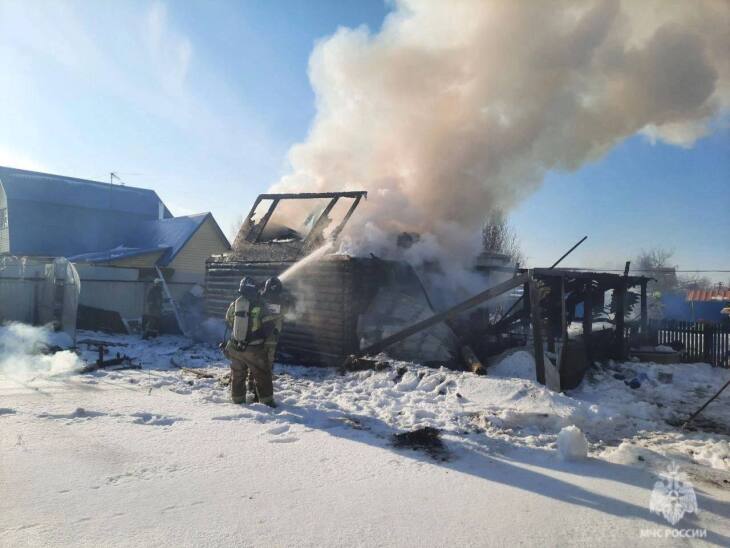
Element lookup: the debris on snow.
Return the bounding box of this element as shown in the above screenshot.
[392,427,449,460]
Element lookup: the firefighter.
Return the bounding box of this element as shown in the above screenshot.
[142,278,164,339]
[225,276,286,407]
[260,276,287,367]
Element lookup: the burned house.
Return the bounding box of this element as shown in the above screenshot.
[205,192,456,365]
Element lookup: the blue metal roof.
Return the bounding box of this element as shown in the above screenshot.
[0,166,218,264]
[0,166,171,218]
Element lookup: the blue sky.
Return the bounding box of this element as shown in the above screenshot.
[0,1,727,279]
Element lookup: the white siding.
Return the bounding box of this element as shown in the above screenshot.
[75,265,197,320]
[0,183,9,253]
[169,217,229,275]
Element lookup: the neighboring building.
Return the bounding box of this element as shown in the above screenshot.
[0,166,229,276]
[662,287,730,322]
[686,288,730,323]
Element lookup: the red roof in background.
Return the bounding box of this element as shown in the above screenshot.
[686,289,730,302]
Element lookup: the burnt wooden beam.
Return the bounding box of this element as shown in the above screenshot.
[560,276,567,345]
[528,277,546,385]
[528,267,651,288]
[329,194,364,241]
[546,279,559,354]
[257,191,367,200]
[582,282,593,363]
[640,279,648,344]
[350,273,529,360]
[493,236,588,329]
[246,198,280,243]
[614,282,626,359]
[488,308,527,333]
[302,197,340,248]
[549,236,587,268]
[460,345,486,375]
[522,281,531,332]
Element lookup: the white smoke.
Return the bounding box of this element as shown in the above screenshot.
[271,0,729,279]
[0,323,82,378]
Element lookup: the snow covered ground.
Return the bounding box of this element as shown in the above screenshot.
[1,329,729,546]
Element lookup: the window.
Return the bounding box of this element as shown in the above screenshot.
[0,208,7,230]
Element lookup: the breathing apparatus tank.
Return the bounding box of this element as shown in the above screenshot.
[232,277,260,345]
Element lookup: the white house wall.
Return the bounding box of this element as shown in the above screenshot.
[75,265,199,321]
[0,183,9,254]
[0,260,46,324]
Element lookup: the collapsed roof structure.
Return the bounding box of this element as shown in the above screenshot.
[208,193,665,392]
[206,191,457,366]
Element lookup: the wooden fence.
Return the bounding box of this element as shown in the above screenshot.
[647,320,729,368]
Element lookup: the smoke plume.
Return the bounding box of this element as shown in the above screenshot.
[271,0,729,266]
[0,323,81,378]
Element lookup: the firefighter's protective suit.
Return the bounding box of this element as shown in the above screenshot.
[224,277,286,406]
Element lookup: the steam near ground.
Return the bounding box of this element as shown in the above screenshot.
[1,332,728,545]
[0,323,80,378]
[270,0,729,289]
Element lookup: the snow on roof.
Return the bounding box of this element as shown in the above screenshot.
[128,213,211,264]
[686,289,730,302]
[68,214,214,266]
[68,245,171,264]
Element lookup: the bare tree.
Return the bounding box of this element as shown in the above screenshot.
[228,215,245,244]
[482,211,524,265]
[635,247,678,293]
[678,274,713,291]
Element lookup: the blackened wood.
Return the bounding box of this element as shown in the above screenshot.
[529,278,546,385]
[582,284,593,363]
[246,198,280,243]
[330,195,363,241]
[640,280,648,344]
[354,273,529,359]
[461,345,485,375]
[257,191,367,200]
[614,282,626,359]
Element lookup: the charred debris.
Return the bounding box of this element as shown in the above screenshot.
[206,192,655,393]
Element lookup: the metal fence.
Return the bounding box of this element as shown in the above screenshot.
[649,319,730,368]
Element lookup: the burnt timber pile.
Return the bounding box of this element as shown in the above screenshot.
[205,192,455,366]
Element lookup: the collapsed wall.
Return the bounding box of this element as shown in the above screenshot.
[205,254,456,366]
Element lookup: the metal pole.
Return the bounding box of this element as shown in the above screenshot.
[549,236,588,269]
[682,379,730,429]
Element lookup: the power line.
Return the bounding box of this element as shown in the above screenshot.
[562,269,730,273]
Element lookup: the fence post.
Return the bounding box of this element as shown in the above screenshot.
[703,322,713,365]
[614,282,626,360]
[640,279,648,344]
[528,277,546,385]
